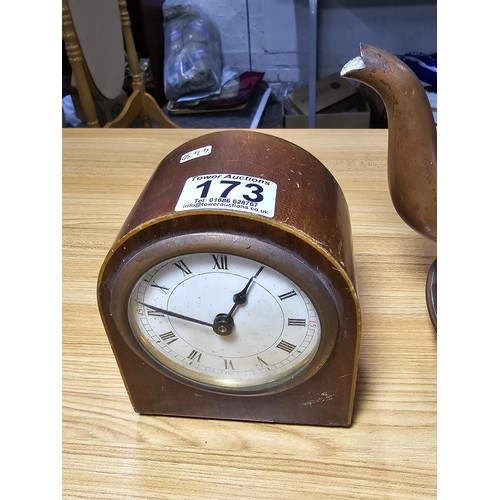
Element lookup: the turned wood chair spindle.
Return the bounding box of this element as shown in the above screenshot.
[62,0,176,128]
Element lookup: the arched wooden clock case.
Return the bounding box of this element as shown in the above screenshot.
[97,130,361,427]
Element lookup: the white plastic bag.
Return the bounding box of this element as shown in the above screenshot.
[163,2,223,101]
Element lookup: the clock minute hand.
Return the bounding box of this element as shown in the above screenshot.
[137,301,213,328]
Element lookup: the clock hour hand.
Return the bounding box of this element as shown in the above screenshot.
[212,266,265,337]
[137,301,213,328]
[227,266,264,317]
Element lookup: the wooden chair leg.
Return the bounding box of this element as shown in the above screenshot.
[62,0,100,128]
[105,0,176,128]
[64,0,177,129]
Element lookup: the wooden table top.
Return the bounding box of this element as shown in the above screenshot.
[62,128,436,499]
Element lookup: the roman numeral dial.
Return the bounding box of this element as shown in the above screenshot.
[128,252,322,393]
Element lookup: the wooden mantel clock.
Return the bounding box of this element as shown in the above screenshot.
[97,130,361,427]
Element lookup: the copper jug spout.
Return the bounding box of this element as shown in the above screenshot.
[341,44,437,330]
[341,44,437,242]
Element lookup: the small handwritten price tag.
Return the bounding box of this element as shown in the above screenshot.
[180,146,212,164]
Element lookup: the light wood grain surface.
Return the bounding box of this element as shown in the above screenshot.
[62,128,436,499]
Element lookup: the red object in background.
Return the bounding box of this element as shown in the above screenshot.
[168,72,265,112]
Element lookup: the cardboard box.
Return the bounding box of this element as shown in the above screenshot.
[283,93,371,129]
[288,73,356,114]
[283,73,370,128]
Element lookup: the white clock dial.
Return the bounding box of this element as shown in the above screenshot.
[127,252,322,393]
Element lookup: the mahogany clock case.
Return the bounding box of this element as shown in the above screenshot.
[97,130,361,427]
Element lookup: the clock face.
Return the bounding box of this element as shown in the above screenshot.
[127,252,322,394]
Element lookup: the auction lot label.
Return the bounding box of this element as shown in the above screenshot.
[175,173,277,218]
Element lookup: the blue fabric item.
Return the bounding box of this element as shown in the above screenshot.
[400,53,437,89]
